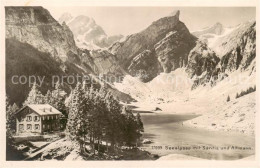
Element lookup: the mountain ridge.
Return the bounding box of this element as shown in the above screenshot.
[5,7,256,106]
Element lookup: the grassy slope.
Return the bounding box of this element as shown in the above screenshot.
[6,38,88,105]
[6,38,134,106]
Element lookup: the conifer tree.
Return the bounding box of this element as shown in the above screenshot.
[44,90,53,104]
[7,103,19,132]
[65,82,145,154]
[226,95,230,102]
[136,112,144,133]
[236,93,239,99]
[23,82,44,105]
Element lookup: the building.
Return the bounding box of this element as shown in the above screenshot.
[15,104,62,135]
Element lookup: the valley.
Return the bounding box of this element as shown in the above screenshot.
[5,6,256,161]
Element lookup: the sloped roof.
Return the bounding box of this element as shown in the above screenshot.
[16,104,62,116]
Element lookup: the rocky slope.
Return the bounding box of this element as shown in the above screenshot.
[186,20,256,89]
[111,10,196,81]
[6,7,78,62]
[193,21,256,59]
[218,21,256,72]
[155,30,195,73]
[186,41,220,78]
[58,13,123,49]
[5,38,84,105]
[6,7,124,76]
[127,50,161,82]
[186,41,220,89]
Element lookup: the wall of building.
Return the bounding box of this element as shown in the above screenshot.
[16,107,62,135]
[41,115,61,133]
[16,108,42,135]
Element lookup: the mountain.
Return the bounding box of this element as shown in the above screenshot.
[6,7,78,62]
[58,13,123,49]
[219,21,256,73]
[110,10,197,81]
[187,21,255,89]
[192,20,256,73]
[192,21,255,58]
[5,7,132,105]
[5,6,256,106]
[192,22,224,37]
[186,40,220,78]
[5,38,84,105]
[115,18,256,100]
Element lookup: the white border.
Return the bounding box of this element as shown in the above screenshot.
[0,0,259,168]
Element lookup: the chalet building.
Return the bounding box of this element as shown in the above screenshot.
[15,104,62,135]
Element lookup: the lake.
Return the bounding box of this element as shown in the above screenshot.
[140,113,255,160]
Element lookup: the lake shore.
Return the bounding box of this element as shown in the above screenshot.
[126,91,255,136]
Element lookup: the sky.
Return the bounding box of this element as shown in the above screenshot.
[45,7,255,36]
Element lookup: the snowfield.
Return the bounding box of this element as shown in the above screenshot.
[114,67,256,135]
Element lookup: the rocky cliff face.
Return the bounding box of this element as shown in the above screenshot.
[127,50,161,82]
[5,7,133,105]
[6,7,78,62]
[187,21,256,89]
[113,10,196,81]
[89,49,123,75]
[6,7,124,76]
[155,30,195,73]
[206,21,255,57]
[186,41,220,89]
[186,41,220,78]
[219,21,256,72]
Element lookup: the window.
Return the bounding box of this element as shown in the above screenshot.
[26,116,32,121]
[43,124,45,129]
[27,124,32,130]
[35,124,40,130]
[34,116,39,121]
[19,124,24,130]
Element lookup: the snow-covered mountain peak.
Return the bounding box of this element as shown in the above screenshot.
[192,22,224,37]
[58,13,123,50]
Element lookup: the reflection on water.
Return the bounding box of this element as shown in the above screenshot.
[140,113,255,160]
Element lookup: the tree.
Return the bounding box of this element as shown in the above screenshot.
[6,103,19,132]
[226,95,230,102]
[136,112,144,133]
[6,97,22,160]
[66,82,89,154]
[44,90,53,105]
[23,82,44,105]
[66,82,145,155]
[235,93,239,99]
[121,107,140,146]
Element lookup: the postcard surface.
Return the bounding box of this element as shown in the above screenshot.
[0,0,259,167]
